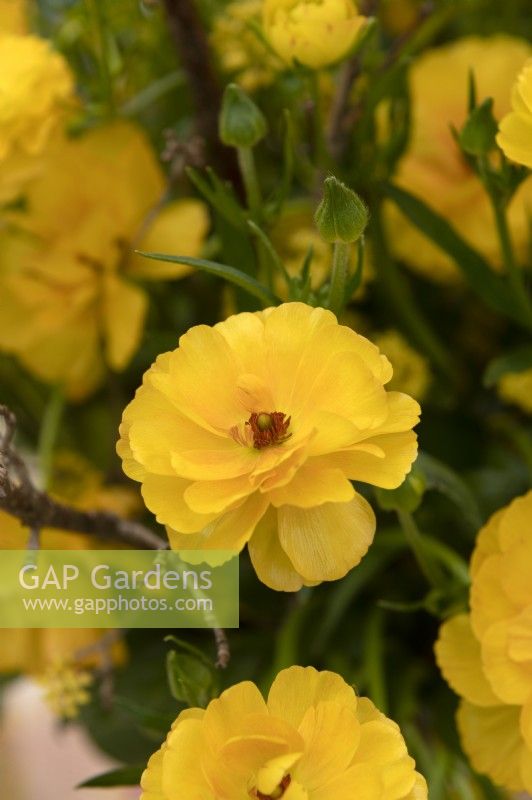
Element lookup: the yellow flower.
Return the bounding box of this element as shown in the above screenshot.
[39,659,93,719]
[0,453,135,675]
[210,0,278,91]
[379,0,421,36]
[0,0,28,35]
[497,59,532,168]
[435,491,532,794]
[386,36,532,283]
[263,0,366,70]
[0,33,73,161]
[118,302,420,591]
[140,665,427,800]
[373,331,430,401]
[0,122,210,399]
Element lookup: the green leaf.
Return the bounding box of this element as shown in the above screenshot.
[186,166,247,230]
[386,184,523,324]
[78,765,144,788]
[417,452,483,533]
[165,637,219,708]
[136,252,279,307]
[483,344,532,387]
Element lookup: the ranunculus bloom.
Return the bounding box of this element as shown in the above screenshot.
[435,491,532,794]
[497,367,532,413]
[0,121,209,399]
[373,331,430,402]
[497,59,532,168]
[140,665,427,800]
[386,36,532,283]
[118,302,420,591]
[0,0,28,35]
[0,454,136,675]
[263,0,366,70]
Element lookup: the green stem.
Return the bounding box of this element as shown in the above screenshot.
[491,197,532,330]
[364,608,388,714]
[371,202,458,382]
[327,242,351,315]
[38,386,65,491]
[397,510,447,590]
[86,0,115,113]
[237,147,262,219]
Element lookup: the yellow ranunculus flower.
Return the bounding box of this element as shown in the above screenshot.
[118,302,420,591]
[0,32,74,202]
[497,59,532,168]
[0,453,137,676]
[263,0,366,70]
[210,0,278,90]
[386,37,532,283]
[0,0,28,35]
[0,121,210,399]
[140,665,427,800]
[373,331,430,401]
[497,367,532,413]
[435,491,532,794]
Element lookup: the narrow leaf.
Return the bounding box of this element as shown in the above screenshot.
[386,184,523,324]
[136,252,279,307]
[78,765,144,788]
[484,344,532,387]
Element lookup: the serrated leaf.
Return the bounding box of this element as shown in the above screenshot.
[78,765,144,788]
[136,252,279,307]
[386,184,524,325]
[483,344,532,387]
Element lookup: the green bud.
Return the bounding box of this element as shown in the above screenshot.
[219,84,267,149]
[315,176,369,244]
[375,468,426,514]
[459,98,498,157]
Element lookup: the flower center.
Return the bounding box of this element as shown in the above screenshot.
[246,411,292,450]
[253,775,292,799]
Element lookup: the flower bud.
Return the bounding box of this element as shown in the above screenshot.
[315,175,369,244]
[219,83,267,149]
[263,0,366,70]
[459,98,498,156]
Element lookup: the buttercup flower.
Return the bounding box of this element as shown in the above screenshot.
[141,665,427,800]
[0,122,209,399]
[0,453,136,675]
[39,659,93,719]
[435,491,532,794]
[373,331,430,401]
[386,37,532,282]
[211,0,278,91]
[497,59,532,168]
[118,302,420,591]
[263,0,366,70]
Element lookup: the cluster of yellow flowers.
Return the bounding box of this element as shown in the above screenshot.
[436,492,532,794]
[141,665,427,800]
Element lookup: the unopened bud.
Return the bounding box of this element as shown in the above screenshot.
[219,84,267,149]
[315,175,369,244]
[459,98,497,156]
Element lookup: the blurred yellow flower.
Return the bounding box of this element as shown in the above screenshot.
[0,453,136,675]
[0,122,210,399]
[0,32,74,202]
[263,0,366,69]
[0,0,28,34]
[497,367,532,413]
[141,665,427,800]
[39,659,93,719]
[497,59,532,168]
[373,330,430,401]
[118,302,420,591]
[387,36,532,282]
[210,0,278,90]
[435,491,532,794]
[379,0,421,36]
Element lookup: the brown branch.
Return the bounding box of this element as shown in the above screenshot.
[162,0,240,189]
[0,405,230,667]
